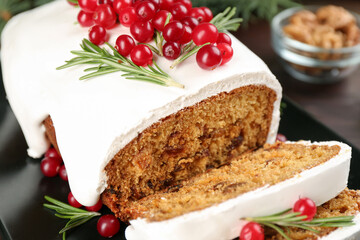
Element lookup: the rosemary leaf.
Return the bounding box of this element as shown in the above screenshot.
[44,195,101,240]
[244,208,355,239]
[58,39,184,88]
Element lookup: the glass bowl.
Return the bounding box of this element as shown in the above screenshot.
[271,6,360,84]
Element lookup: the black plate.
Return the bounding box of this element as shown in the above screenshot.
[1,68,360,240]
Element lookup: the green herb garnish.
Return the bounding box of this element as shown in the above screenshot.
[43,195,101,240]
[57,39,184,88]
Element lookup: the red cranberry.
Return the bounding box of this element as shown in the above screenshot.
[196,45,222,70]
[276,133,287,142]
[86,199,103,212]
[119,7,137,27]
[78,10,94,27]
[217,32,232,45]
[293,197,317,221]
[152,10,173,32]
[59,165,68,181]
[130,20,154,42]
[162,21,184,42]
[113,0,132,14]
[68,192,83,208]
[115,34,136,56]
[178,0,192,12]
[180,16,199,29]
[45,147,62,162]
[130,45,153,66]
[192,22,218,46]
[93,4,117,29]
[40,157,61,177]
[135,1,157,21]
[179,24,192,44]
[170,2,188,20]
[159,0,174,11]
[97,214,120,237]
[89,25,107,45]
[240,222,264,240]
[78,0,98,13]
[217,43,233,65]
[163,42,181,60]
[200,7,213,22]
[190,7,205,23]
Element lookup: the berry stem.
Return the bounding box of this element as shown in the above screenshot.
[170,42,210,69]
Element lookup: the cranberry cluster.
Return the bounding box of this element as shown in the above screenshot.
[41,147,120,237]
[68,0,234,70]
[239,197,317,240]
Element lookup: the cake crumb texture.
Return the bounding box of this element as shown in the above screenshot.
[105,142,340,221]
[265,188,360,239]
[101,85,277,220]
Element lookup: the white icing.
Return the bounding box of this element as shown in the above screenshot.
[125,141,352,240]
[1,0,282,206]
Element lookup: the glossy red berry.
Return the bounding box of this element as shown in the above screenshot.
[159,0,174,10]
[192,22,218,46]
[217,43,233,65]
[119,7,137,27]
[78,10,94,27]
[130,45,153,66]
[170,3,189,20]
[178,0,192,11]
[68,192,83,208]
[45,147,62,162]
[217,32,232,45]
[196,45,222,70]
[93,4,117,29]
[135,1,157,21]
[130,20,154,42]
[179,25,192,44]
[240,222,264,240]
[190,7,206,23]
[97,215,120,237]
[163,42,181,60]
[113,0,132,14]
[40,157,61,177]
[147,0,160,9]
[180,16,199,29]
[115,34,136,56]
[293,197,317,221]
[59,165,68,181]
[89,25,107,45]
[163,21,184,42]
[86,199,103,212]
[152,10,173,31]
[78,0,98,13]
[200,7,213,22]
[276,133,287,142]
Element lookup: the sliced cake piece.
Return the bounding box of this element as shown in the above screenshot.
[123,141,352,240]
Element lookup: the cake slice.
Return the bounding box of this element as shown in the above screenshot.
[123,141,353,240]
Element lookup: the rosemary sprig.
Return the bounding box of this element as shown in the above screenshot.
[210,7,242,32]
[170,7,242,68]
[153,13,172,56]
[57,39,184,88]
[245,209,355,240]
[43,195,101,240]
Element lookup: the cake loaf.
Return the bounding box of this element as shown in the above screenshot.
[1,0,281,207]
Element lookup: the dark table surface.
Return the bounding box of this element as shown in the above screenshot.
[234,0,360,149]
